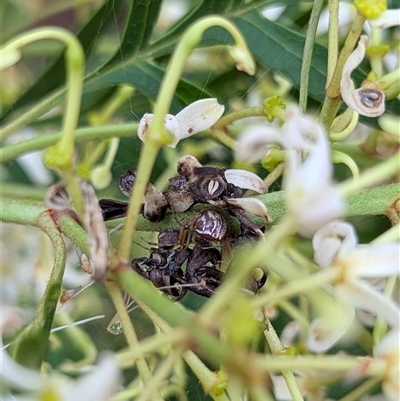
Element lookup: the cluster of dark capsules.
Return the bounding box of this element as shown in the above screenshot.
[99,156,270,301]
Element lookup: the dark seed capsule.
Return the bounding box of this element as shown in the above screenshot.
[194,210,227,241]
[360,89,382,108]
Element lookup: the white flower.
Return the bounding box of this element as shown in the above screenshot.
[236,107,344,236]
[281,108,344,236]
[1,343,121,401]
[371,329,400,401]
[312,221,400,328]
[306,312,355,352]
[137,98,224,148]
[340,35,385,117]
[368,9,400,29]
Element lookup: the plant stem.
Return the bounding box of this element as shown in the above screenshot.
[213,105,265,130]
[117,330,188,369]
[13,211,66,369]
[0,123,137,163]
[339,151,400,197]
[319,13,366,129]
[264,318,304,401]
[253,268,341,309]
[299,0,324,113]
[327,0,339,85]
[106,281,164,401]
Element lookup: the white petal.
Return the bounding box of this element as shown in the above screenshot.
[175,98,224,139]
[312,221,358,267]
[335,280,400,328]
[137,113,181,148]
[280,321,302,347]
[0,340,43,391]
[291,186,344,238]
[306,316,351,352]
[63,353,121,401]
[226,197,272,221]
[235,125,278,162]
[340,36,385,117]
[373,329,400,401]
[369,10,400,29]
[224,169,267,193]
[343,243,400,278]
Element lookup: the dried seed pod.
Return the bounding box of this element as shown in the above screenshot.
[191,168,227,201]
[158,229,180,247]
[45,181,71,211]
[98,198,130,221]
[194,210,227,241]
[119,168,137,197]
[169,175,188,188]
[177,155,202,180]
[164,189,195,213]
[143,184,169,223]
[119,168,168,222]
[81,181,109,283]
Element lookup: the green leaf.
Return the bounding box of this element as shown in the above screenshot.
[202,10,400,119]
[0,0,123,122]
[105,0,163,67]
[84,60,216,113]
[148,0,244,57]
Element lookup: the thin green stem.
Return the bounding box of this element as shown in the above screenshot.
[0,123,138,163]
[213,105,265,130]
[319,13,366,129]
[332,150,360,179]
[339,151,400,197]
[150,16,253,136]
[106,281,164,401]
[253,268,341,309]
[116,140,159,262]
[117,330,188,369]
[13,211,66,369]
[1,28,85,149]
[264,319,304,401]
[136,348,182,401]
[278,301,309,330]
[299,0,324,113]
[264,162,285,189]
[338,378,380,401]
[254,354,362,372]
[329,109,359,142]
[327,0,339,85]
